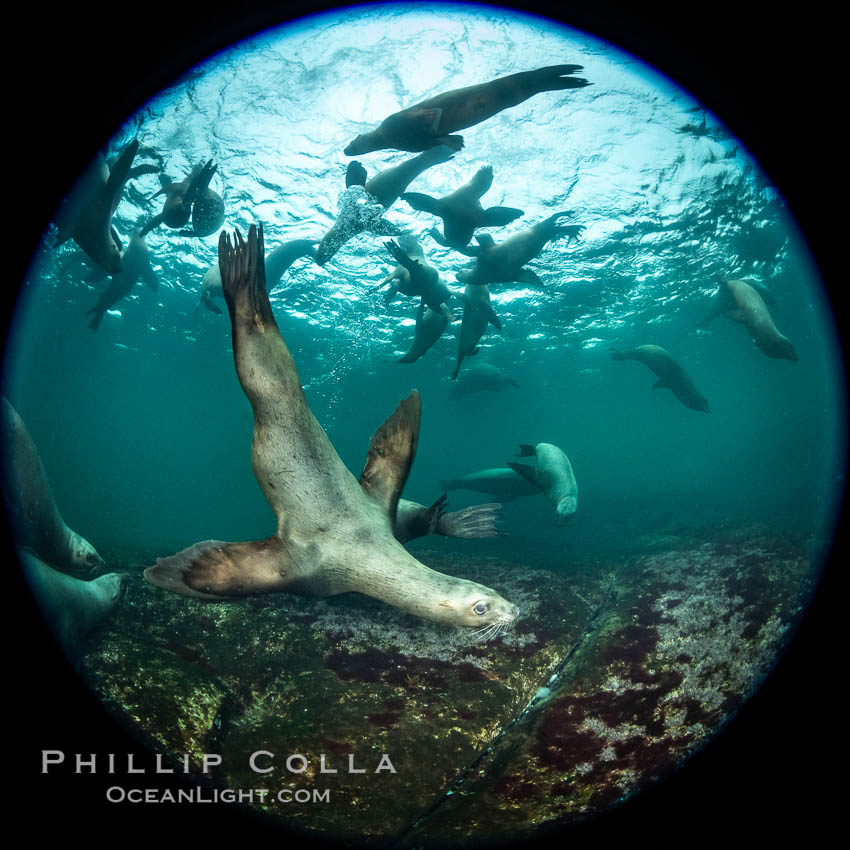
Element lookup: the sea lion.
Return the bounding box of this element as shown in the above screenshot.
[698,277,777,328]
[394,495,502,545]
[87,229,159,330]
[452,284,501,380]
[401,165,524,250]
[1,397,105,571]
[140,159,219,237]
[198,238,318,314]
[373,235,428,306]
[315,147,454,265]
[718,277,797,361]
[449,362,519,400]
[455,212,584,287]
[383,239,454,315]
[508,443,578,526]
[344,64,590,155]
[397,301,449,364]
[145,224,518,631]
[610,345,711,412]
[54,139,141,275]
[18,547,123,665]
[439,468,539,502]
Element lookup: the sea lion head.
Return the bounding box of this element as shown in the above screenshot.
[434,577,519,634]
[555,495,578,526]
[344,133,377,156]
[90,572,126,613]
[70,533,106,572]
[761,335,798,362]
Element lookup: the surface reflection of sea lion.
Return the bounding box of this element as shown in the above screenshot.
[456,212,584,287]
[145,224,517,630]
[344,64,590,155]
[384,239,454,315]
[398,301,449,364]
[198,238,318,314]
[395,495,502,544]
[698,277,777,328]
[610,345,711,412]
[508,442,578,526]
[718,277,797,361]
[402,165,524,250]
[54,139,142,275]
[452,285,501,380]
[141,160,219,237]
[316,147,454,265]
[87,229,159,330]
[18,548,123,665]
[2,398,105,571]
[439,467,539,502]
[450,362,519,399]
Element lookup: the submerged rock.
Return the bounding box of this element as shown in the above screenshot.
[77,528,812,846]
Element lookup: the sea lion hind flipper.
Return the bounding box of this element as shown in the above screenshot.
[219,224,270,323]
[479,301,502,331]
[438,503,503,539]
[480,206,525,227]
[144,538,295,599]
[507,461,540,488]
[359,390,422,523]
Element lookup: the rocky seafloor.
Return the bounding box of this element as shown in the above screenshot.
[77,526,816,847]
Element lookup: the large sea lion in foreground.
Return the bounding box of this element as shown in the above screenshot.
[18,547,123,665]
[610,345,711,412]
[198,238,318,314]
[87,229,159,330]
[315,147,454,265]
[344,64,590,155]
[440,468,539,502]
[450,362,519,400]
[2,398,105,571]
[54,139,143,275]
[455,212,584,287]
[145,224,518,631]
[452,284,501,379]
[397,301,450,364]
[395,496,502,545]
[402,165,524,250]
[718,277,797,361]
[508,443,578,526]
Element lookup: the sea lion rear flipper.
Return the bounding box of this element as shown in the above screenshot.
[516,444,536,457]
[480,206,525,227]
[507,461,540,488]
[144,538,296,599]
[345,161,368,188]
[516,269,544,287]
[437,503,504,539]
[359,390,422,524]
[400,192,443,216]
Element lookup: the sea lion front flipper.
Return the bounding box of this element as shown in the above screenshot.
[480,206,525,227]
[128,163,159,180]
[346,161,368,188]
[507,461,541,489]
[475,234,495,247]
[400,192,443,216]
[436,135,464,151]
[437,503,504,539]
[429,227,450,247]
[144,538,296,599]
[359,391,422,524]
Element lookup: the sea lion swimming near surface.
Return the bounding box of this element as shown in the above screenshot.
[450,362,519,400]
[452,284,501,380]
[610,344,711,412]
[455,212,584,287]
[402,165,524,250]
[54,139,143,275]
[697,277,777,328]
[87,229,159,330]
[145,224,518,631]
[198,238,318,314]
[394,495,502,545]
[508,443,578,526]
[397,301,450,364]
[1,398,105,571]
[315,147,455,265]
[18,547,123,665]
[383,239,455,316]
[344,64,590,155]
[140,160,220,237]
[717,277,797,361]
[440,467,539,502]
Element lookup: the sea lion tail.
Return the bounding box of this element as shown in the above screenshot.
[533,64,591,92]
[437,503,504,538]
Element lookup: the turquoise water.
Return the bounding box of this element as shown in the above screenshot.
[4,4,844,568]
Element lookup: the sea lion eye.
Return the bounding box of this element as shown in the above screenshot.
[473,602,488,616]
